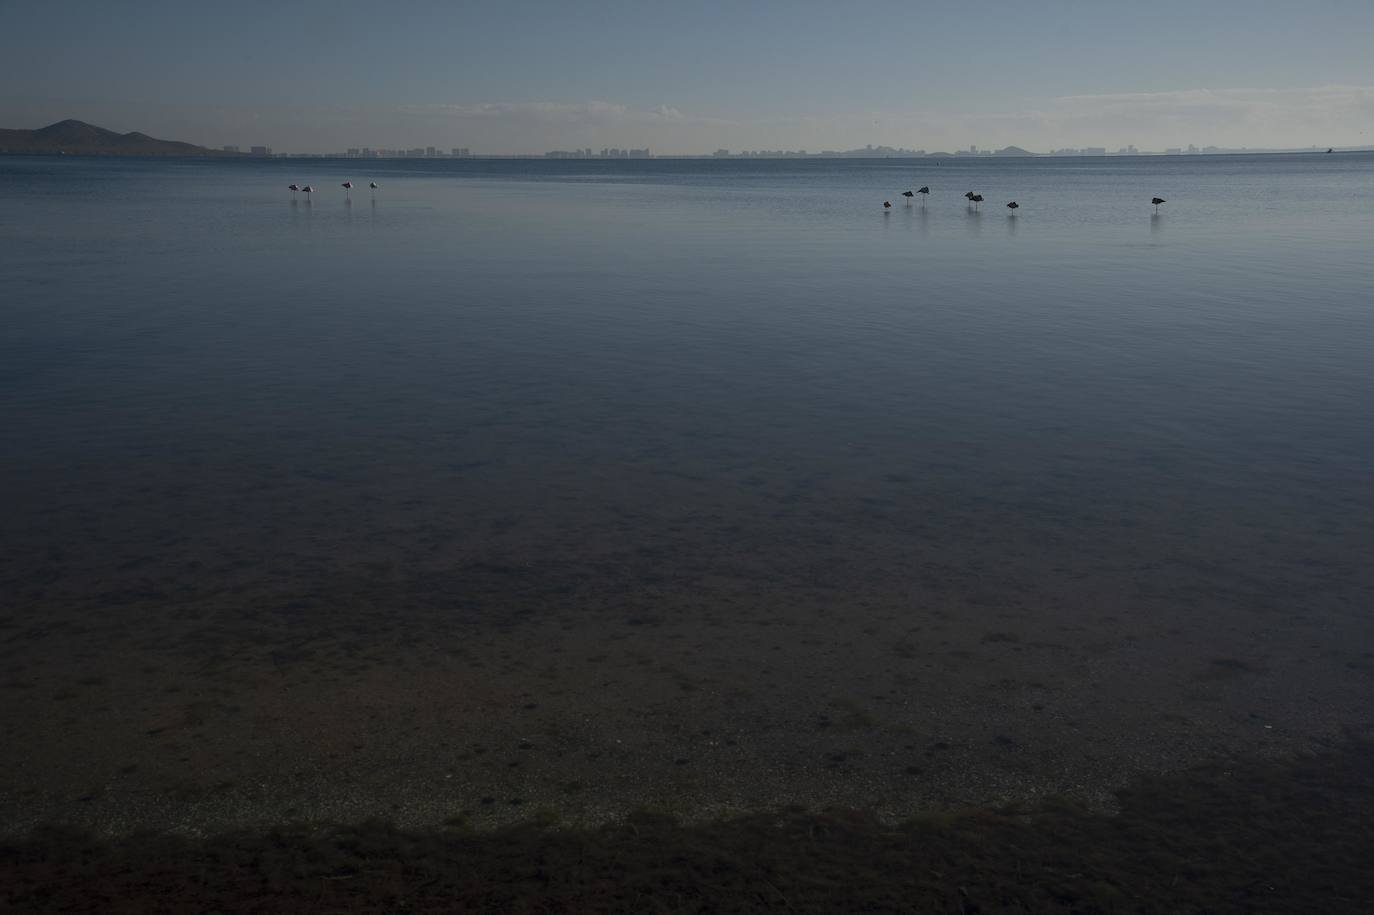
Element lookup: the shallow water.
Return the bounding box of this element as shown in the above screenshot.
[1,153,1372,832]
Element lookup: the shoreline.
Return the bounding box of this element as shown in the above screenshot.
[6,738,1372,913]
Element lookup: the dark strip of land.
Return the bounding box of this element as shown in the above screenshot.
[4,739,1370,914]
[0,120,232,156]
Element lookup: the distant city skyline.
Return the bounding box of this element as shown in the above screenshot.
[3,2,1372,155]
[203,139,1360,160]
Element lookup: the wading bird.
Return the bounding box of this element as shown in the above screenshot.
[1152,196,1166,213]
[302,185,314,199]
[970,194,984,210]
[369,181,379,190]
[883,200,892,209]
[1006,201,1019,213]
[342,181,353,195]
[917,186,930,205]
[902,190,914,204]
[288,183,299,197]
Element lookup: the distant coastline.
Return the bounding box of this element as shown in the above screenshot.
[4,119,1371,159]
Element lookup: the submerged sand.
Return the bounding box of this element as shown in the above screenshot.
[1,491,1370,836]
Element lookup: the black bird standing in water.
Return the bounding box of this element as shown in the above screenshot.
[902,190,915,203]
[883,200,892,209]
[917,186,930,205]
[1152,196,1166,213]
[970,193,984,210]
[1006,201,1019,213]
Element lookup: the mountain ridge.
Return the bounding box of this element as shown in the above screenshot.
[0,119,235,156]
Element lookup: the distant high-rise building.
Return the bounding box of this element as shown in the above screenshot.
[222,145,240,153]
[426,146,436,157]
[1081,147,1106,156]
[347,148,360,157]
[249,146,271,156]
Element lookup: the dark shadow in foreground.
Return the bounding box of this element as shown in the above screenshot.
[4,736,1372,914]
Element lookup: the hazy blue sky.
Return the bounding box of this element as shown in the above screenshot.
[3,0,1373,152]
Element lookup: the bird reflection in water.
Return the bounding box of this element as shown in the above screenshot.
[902,202,929,236]
[965,207,982,237]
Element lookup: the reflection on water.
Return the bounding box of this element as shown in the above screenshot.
[964,205,983,235]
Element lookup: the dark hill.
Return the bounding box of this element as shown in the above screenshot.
[0,119,235,156]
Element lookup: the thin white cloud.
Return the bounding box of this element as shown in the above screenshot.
[400,101,704,127]
[739,85,1374,152]
[374,101,728,151]
[1028,85,1374,147]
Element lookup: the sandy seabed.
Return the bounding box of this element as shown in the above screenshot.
[1,470,1370,836]
[2,399,1372,913]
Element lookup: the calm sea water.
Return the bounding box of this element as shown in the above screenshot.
[1,153,1372,829]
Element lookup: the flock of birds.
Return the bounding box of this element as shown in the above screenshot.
[883,187,1167,213]
[284,179,1168,216]
[287,180,378,198]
